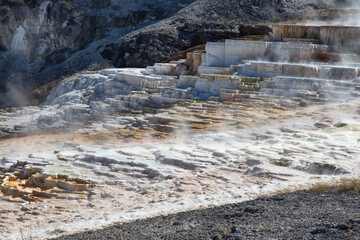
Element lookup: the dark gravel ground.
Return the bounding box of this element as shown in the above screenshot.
[55,191,360,240]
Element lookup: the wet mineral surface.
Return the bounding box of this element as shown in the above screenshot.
[1,8,360,239]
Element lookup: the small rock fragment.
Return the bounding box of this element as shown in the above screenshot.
[334,122,348,128]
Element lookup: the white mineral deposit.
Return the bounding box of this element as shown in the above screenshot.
[1,2,360,239]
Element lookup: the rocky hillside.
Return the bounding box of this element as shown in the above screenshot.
[0,0,340,107]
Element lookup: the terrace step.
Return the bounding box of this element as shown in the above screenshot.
[261,77,359,94]
[161,88,194,100]
[198,66,234,75]
[272,24,360,54]
[237,61,360,80]
[204,40,329,67]
[315,52,360,63]
[200,74,266,83]
[220,92,262,101]
[260,88,320,98]
[282,38,320,44]
[271,76,359,87]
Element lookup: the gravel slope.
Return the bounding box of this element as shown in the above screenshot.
[55,191,360,240]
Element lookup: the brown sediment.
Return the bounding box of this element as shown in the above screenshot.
[0,162,95,202]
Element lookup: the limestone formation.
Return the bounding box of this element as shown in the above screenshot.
[0,161,93,201]
[1,19,360,139]
[199,23,360,103]
[0,0,336,107]
[1,5,360,240]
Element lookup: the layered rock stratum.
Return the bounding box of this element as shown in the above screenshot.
[1,1,360,240]
[0,0,338,107]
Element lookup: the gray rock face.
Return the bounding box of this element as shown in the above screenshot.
[0,0,188,60]
[0,0,195,106]
[0,0,337,107]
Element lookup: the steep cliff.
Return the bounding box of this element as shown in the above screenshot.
[0,0,337,107]
[0,0,192,60]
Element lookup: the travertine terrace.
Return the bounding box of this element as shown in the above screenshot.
[1,9,360,240]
